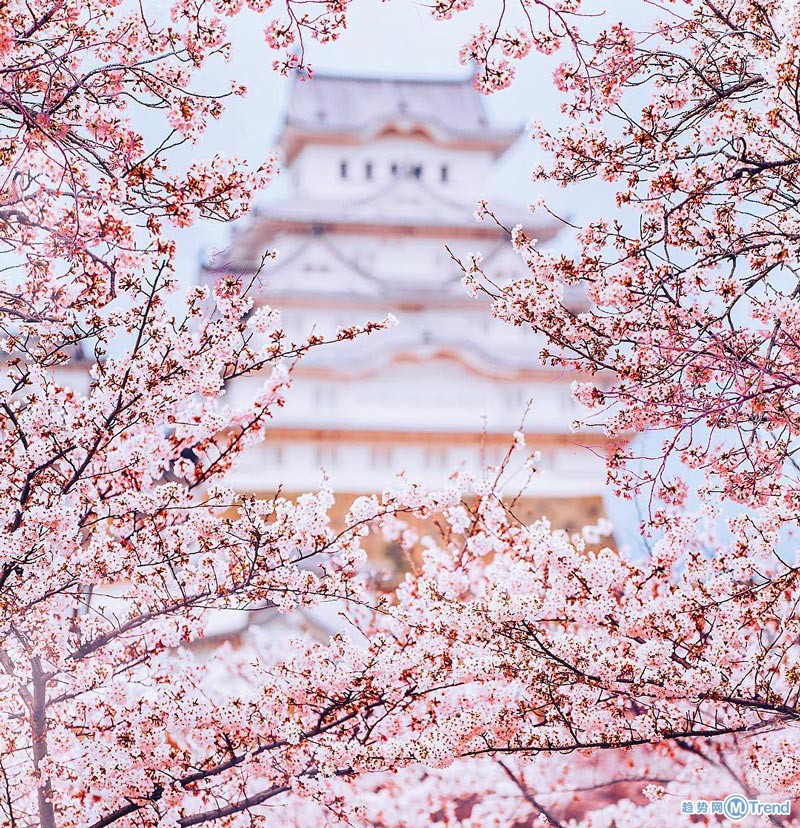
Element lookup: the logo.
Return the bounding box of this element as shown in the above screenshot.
[722,794,750,822]
[680,796,791,819]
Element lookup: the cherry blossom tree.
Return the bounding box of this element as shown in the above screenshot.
[462,1,800,521]
[0,1,386,825]
[5,0,800,827]
[456,0,800,818]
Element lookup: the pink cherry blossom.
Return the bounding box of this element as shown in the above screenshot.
[5,1,800,827]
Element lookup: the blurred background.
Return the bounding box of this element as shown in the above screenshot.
[150,3,632,582]
[176,1,628,642]
[201,67,609,537]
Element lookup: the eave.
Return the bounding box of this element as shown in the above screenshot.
[280,121,521,164]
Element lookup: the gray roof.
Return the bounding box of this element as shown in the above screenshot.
[282,72,517,142]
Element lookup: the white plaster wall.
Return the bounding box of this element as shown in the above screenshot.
[227,437,604,497]
[292,137,494,203]
[227,359,586,437]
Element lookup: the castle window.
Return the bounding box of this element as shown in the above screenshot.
[313,386,337,406]
[440,164,449,183]
[365,162,373,179]
[315,445,338,466]
[390,162,399,177]
[410,165,422,179]
[424,447,448,468]
[339,160,348,179]
[506,388,527,409]
[370,447,393,468]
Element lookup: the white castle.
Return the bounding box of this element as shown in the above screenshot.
[202,73,606,530]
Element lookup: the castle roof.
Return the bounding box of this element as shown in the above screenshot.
[215,177,555,263]
[279,72,520,159]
